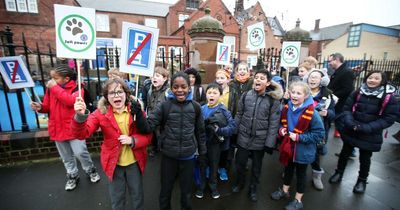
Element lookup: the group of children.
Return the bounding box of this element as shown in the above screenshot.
[30,58,399,210]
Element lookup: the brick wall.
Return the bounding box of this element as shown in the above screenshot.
[0,130,103,165]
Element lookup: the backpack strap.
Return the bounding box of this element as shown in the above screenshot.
[352,91,392,116]
[352,92,362,113]
[379,93,392,115]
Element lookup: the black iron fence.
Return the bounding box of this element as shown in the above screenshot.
[315,58,400,90]
[0,27,187,132]
[1,25,399,132]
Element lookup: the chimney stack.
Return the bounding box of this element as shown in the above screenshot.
[314,19,320,31]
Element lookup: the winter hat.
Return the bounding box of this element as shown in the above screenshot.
[303,68,330,87]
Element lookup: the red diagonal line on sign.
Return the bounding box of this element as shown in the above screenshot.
[11,61,19,83]
[127,33,152,65]
[218,46,228,61]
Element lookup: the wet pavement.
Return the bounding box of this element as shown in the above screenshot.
[1,124,400,210]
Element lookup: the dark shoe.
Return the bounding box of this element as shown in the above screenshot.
[329,171,343,184]
[353,178,367,194]
[270,188,289,200]
[285,199,303,210]
[248,185,257,202]
[232,184,243,193]
[195,189,204,199]
[65,174,79,191]
[211,189,220,199]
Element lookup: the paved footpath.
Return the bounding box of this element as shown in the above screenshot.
[1,124,400,210]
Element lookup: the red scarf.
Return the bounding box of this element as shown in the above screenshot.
[279,104,314,166]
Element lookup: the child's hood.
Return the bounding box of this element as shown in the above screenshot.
[265,80,284,100]
[166,89,193,102]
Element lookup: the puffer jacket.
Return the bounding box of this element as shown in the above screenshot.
[341,85,398,152]
[71,97,152,180]
[40,80,83,141]
[235,80,283,150]
[146,91,207,158]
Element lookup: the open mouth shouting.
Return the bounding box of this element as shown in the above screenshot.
[175,92,187,102]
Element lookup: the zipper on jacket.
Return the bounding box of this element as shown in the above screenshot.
[179,103,183,157]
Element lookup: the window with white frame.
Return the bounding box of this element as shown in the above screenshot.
[5,0,38,13]
[27,0,37,13]
[247,56,257,69]
[347,25,361,48]
[169,46,183,58]
[145,18,158,28]
[157,46,166,61]
[178,14,189,28]
[186,0,199,9]
[5,0,17,11]
[96,14,110,32]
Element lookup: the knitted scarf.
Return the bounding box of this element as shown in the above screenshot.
[279,104,314,166]
[235,72,250,83]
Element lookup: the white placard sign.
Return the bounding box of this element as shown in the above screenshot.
[247,21,265,50]
[54,4,96,59]
[120,22,159,77]
[280,41,301,67]
[0,56,34,89]
[216,42,231,65]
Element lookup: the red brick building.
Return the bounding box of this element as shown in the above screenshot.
[0,0,285,69]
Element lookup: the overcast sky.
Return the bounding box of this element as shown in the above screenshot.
[145,0,400,31]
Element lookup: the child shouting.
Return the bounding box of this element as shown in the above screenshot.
[271,81,325,210]
[195,83,236,199]
[71,78,152,210]
[232,70,282,202]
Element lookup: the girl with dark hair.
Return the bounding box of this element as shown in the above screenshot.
[329,70,398,194]
[30,64,100,191]
[130,71,207,210]
[184,67,206,105]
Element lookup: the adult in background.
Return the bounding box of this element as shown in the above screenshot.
[327,53,354,138]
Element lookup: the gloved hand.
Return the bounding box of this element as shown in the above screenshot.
[197,155,208,168]
[130,100,151,134]
[264,146,274,155]
[130,99,142,115]
[206,124,217,136]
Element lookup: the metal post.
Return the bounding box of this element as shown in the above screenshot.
[115,46,120,68]
[48,44,54,67]
[170,48,175,76]
[36,42,46,94]
[95,54,101,99]
[161,47,166,69]
[5,27,29,131]
[104,47,109,70]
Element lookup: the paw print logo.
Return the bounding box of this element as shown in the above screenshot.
[251,30,261,41]
[285,47,295,59]
[66,18,83,36]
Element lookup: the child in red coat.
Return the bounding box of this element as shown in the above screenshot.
[30,65,100,191]
[72,78,152,210]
